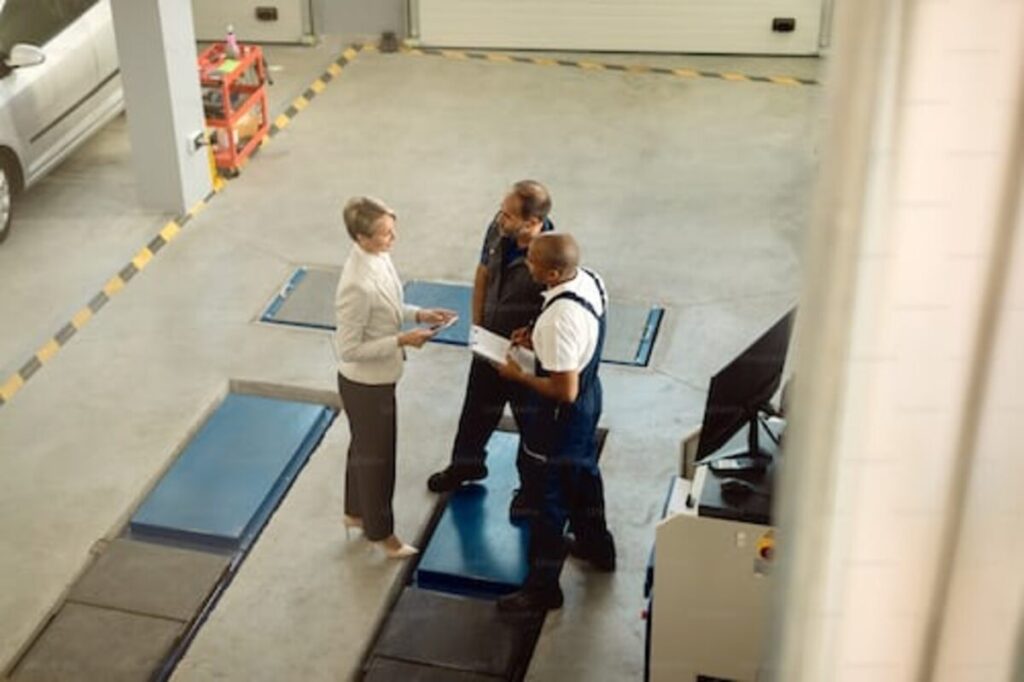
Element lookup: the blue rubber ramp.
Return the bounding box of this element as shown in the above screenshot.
[130,394,334,550]
[415,431,529,597]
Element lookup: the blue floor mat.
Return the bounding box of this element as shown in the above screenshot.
[402,280,474,345]
[260,268,663,364]
[130,394,334,550]
[415,431,529,597]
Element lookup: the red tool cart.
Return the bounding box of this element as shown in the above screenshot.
[198,42,270,176]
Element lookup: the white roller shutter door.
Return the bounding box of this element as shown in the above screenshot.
[415,0,825,55]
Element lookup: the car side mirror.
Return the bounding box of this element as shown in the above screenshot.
[4,44,45,69]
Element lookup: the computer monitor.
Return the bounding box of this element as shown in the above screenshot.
[695,308,795,462]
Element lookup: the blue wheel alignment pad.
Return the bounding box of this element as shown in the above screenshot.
[402,280,473,345]
[402,280,664,366]
[260,267,309,325]
[260,269,664,365]
[130,394,335,550]
[630,306,664,367]
[415,431,529,597]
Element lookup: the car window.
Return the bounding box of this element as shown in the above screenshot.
[0,0,99,54]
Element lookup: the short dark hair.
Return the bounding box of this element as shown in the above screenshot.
[530,233,579,273]
[510,180,551,221]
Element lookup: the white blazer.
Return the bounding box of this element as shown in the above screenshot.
[334,245,420,385]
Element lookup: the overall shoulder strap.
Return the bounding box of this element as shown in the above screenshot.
[544,290,600,321]
[580,267,607,309]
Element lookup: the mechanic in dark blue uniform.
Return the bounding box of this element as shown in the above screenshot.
[427,181,554,519]
[495,233,616,612]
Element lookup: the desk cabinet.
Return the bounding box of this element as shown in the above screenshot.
[649,471,774,682]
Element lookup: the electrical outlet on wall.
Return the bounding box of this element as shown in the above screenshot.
[772,17,796,32]
[255,6,278,22]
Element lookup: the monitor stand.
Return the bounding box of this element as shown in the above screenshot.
[706,408,777,474]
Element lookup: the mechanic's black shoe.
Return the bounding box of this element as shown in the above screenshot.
[496,586,564,613]
[427,464,487,493]
[567,536,617,572]
[508,489,537,522]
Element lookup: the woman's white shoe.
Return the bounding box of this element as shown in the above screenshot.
[384,543,419,559]
[375,536,419,559]
[343,515,363,539]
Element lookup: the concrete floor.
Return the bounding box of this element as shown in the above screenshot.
[0,40,821,680]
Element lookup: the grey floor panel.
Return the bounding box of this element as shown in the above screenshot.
[364,657,502,682]
[67,539,230,622]
[271,267,339,329]
[370,588,543,679]
[603,302,658,365]
[10,603,184,682]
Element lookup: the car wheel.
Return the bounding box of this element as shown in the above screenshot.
[0,159,12,244]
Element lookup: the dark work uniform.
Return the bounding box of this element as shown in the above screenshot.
[446,216,553,494]
[519,269,614,591]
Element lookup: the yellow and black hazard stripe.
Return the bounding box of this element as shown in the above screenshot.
[263,44,369,142]
[0,44,368,409]
[0,196,211,405]
[406,46,818,87]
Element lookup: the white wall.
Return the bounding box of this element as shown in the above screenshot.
[771,0,1024,679]
[192,0,310,43]
[190,0,406,43]
[931,177,1023,682]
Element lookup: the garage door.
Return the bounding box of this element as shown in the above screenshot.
[414,0,826,55]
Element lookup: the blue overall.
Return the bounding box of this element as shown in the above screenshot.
[445,217,554,490]
[520,268,614,588]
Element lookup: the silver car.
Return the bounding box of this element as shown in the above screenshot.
[0,0,122,242]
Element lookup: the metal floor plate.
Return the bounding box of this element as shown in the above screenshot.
[364,656,503,681]
[10,603,185,682]
[68,539,230,622]
[261,267,339,330]
[369,588,543,680]
[261,268,663,364]
[603,301,664,366]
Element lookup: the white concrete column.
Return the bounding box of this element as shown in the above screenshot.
[110,0,211,213]
[770,0,1024,680]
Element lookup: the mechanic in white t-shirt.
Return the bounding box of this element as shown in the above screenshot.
[495,233,616,613]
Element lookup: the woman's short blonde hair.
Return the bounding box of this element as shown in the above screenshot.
[342,196,395,241]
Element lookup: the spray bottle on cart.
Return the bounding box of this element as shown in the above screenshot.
[225,24,240,59]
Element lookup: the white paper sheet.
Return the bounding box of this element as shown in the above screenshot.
[470,325,510,364]
[470,325,535,374]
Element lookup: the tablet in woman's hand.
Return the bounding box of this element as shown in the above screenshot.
[431,315,459,331]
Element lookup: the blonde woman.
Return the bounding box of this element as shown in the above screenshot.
[335,196,455,558]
